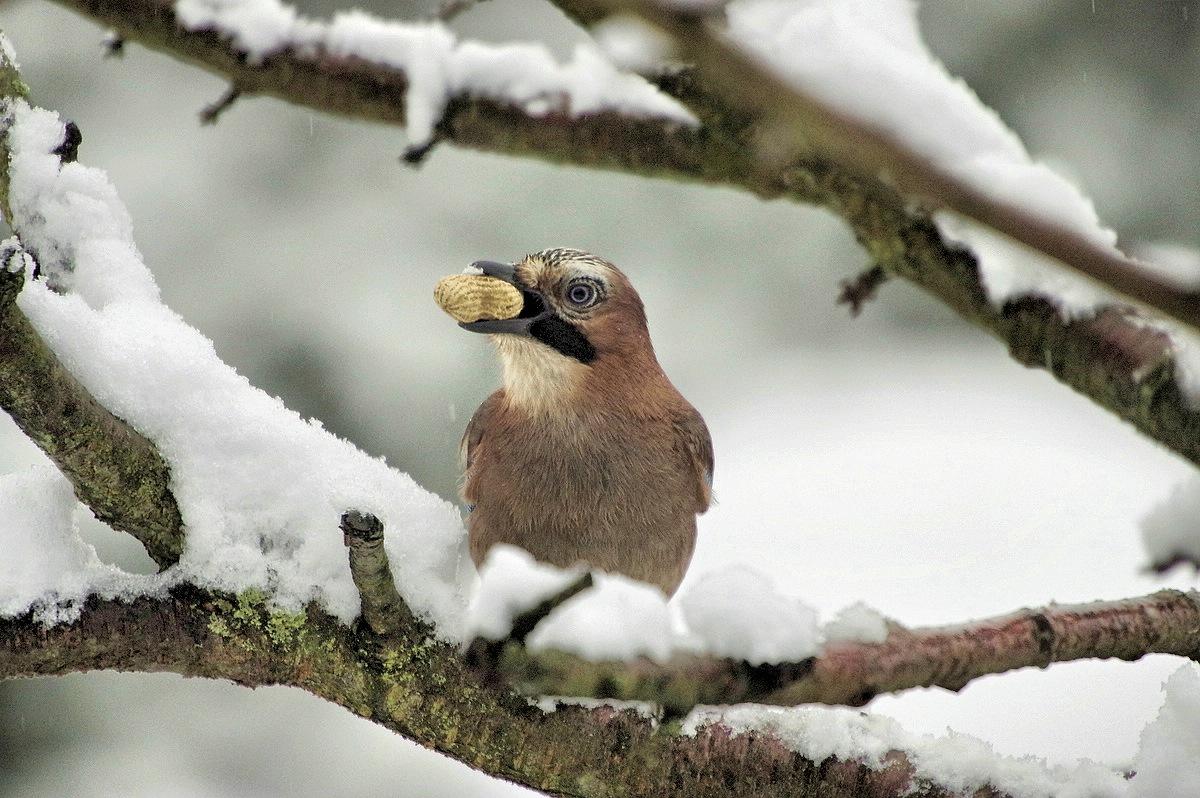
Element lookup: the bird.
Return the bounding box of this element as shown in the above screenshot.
[456,248,713,597]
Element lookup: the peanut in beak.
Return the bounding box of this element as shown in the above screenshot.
[434,274,523,324]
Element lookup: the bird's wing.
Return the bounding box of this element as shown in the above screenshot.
[461,390,504,472]
[675,407,715,512]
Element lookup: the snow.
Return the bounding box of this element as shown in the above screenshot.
[1129,664,1200,797]
[724,0,1121,320]
[468,544,583,640]
[175,0,319,60]
[471,551,823,664]
[1141,477,1200,572]
[935,212,1116,316]
[0,98,470,636]
[680,565,819,663]
[1130,242,1200,292]
[822,601,889,645]
[0,466,154,624]
[592,16,674,74]
[527,572,674,662]
[684,704,1128,798]
[173,0,695,146]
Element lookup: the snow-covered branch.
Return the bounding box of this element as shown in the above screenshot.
[51,0,697,157]
[469,589,1200,714]
[569,0,1200,331]
[46,0,1200,478]
[0,61,183,568]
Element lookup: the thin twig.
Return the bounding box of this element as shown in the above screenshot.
[463,572,594,684]
[200,85,241,125]
[509,572,594,644]
[838,265,888,316]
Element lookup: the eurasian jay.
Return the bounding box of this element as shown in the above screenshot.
[458,248,713,597]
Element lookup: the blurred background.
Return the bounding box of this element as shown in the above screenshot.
[1,0,1199,794]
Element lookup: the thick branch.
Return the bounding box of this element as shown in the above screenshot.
[0,586,1029,798]
[0,53,184,567]
[475,590,1200,713]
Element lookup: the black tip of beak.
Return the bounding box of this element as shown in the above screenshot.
[458,317,533,334]
[470,260,517,283]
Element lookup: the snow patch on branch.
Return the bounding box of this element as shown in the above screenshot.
[470,547,887,664]
[176,0,321,59]
[1141,477,1200,573]
[174,0,696,146]
[1129,664,1200,797]
[822,601,888,644]
[680,566,819,664]
[724,0,1119,317]
[685,705,1129,798]
[1,98,470,636]
[0,467,163,624]
[467,545,583,640]
[529,572,674,662]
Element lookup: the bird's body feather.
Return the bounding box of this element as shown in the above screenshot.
[457,249,712,596]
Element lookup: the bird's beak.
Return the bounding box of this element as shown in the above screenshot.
[459,260,550,335]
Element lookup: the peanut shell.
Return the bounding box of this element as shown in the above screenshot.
[434,274,523,324]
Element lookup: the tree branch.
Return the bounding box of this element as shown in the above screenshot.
[472,589,1200,714]
[0,262,184,567]
[47,0,710,174]
[44,0,1200,475]
[578,0,1200,331]
[0,583,1039,798]
[0,54,184,567]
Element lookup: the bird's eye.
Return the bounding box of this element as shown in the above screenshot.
[566,280,601,308]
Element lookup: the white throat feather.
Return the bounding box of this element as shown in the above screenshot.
[493,335,587,412]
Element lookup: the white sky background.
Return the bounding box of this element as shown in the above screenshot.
[3,0,1200,795]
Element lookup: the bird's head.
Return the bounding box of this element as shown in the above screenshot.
[460,248,660,408]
